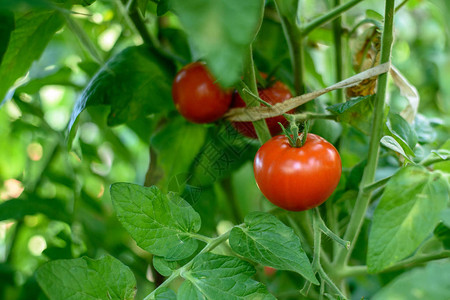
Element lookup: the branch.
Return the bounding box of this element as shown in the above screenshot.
[302,0,366,36]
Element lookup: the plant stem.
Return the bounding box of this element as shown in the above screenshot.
[315,209,350,250]
[242,45,272,144]
[338,250,450,278]
[274,1,305,95]
[332,0,344,102]
[144,230,231,299]
[395,0,410,12]
[363,175,391,193]
[334,0,395,267]
[302,0,366,36]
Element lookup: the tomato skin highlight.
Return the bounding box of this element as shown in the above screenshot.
[230,81,294,138]
[254,134,342,211]
[172,62,232,123]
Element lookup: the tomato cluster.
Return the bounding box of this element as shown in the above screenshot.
[172,62,341,212]
[172,62,292,139]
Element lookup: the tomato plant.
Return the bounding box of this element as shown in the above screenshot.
[0,0,449,300]
[172,62,232,123]
[254,133,342,211]
[231,80,293,138]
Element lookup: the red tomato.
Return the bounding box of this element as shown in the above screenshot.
[230,81,294,138]
[264,266,277,276]
[254,134,341,211]
[172,62,232,123]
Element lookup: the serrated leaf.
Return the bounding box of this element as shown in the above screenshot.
[229,212,318,284]
[170,0,264,87]
[373,261,450,300]
[180,253,276,299]
[67,46,175,141]
[367,166,448,272]
[385,113,417,156]
[153,256,178,277]
[110,183,201,260]
[327,96,374,134]
[0,9,64,103]
[380,135,411,161]
[36,255,136,300]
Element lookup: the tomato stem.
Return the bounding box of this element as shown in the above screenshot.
[315,208,350,250]
[333,0,395,269]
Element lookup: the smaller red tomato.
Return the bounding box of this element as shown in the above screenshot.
[264,266,277,277]
[230,81,294,138]
[254,133,341,211]
[172,62,232,123]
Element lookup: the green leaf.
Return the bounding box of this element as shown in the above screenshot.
[380,135,411,161]
[15,66,77,95]
[152,256,179,277]
[442,209,450,227]
[327,96,375,134]
[0,9,64,103]
[154,287,177,300]
[151,117,207,186]
[0,10,14,65]
[385,113,418,157]
[189,123,257,187]
[178,281,205,300]
[373,261,450,300]
[110,183,201,260]
[229,212,318,284]
[179,253,276,299]
[157,0,171,16]
[367,166,448,272]
[170,0,264,87]
[68,46,175,138]
[36,255,136,300]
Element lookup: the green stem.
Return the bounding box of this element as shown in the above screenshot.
[334,0,395,267]
[274,1,305,95]
[338,250,450,278]
[363,175,391,193]
[242,45,272,144]
[315,209,350,250]
[332,0,344,102]
[395,0,409,12]
[144,230,231,299]
[302,0,366,36]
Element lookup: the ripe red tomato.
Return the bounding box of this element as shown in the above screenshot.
[264,266,277,277]
[172,62,232,123]
[254,133,341,211]
[230,81,294,138]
